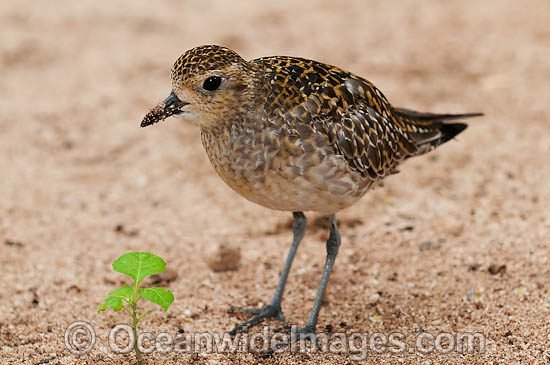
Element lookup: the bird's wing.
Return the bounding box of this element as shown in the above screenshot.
[316,103,417,179]
[255,56,418,178]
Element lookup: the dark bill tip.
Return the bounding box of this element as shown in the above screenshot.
[140,92,189,128]
[140,104,165,127]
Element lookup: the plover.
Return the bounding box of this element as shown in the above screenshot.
[141,45,481,345]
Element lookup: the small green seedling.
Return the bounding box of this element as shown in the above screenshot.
[98,252,174,365]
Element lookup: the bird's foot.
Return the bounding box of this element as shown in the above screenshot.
[228,303,286,336]
[269,325,320,353]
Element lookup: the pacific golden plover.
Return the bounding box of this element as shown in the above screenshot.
[141,45,481,345]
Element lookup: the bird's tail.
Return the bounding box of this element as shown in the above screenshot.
[395,107,482,154]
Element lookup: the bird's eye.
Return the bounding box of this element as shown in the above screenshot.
[202,76,222,91]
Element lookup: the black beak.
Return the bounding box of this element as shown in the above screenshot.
[162,92,184,110]
[140,92,190,128]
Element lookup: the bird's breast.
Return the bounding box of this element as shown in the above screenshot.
[200,120,373,213]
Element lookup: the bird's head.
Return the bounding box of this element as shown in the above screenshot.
[141,45,259,130]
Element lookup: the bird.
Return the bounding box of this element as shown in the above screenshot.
[140,45,481,347]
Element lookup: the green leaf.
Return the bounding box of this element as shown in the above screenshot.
[112,252,166,286]
[108,286,133,299]
[98,296,124,313]
[139,288,174,312]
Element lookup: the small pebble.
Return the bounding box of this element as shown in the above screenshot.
[5,240,23,247]
[114,224,139,237]
[200,279,214,288]
[369,315,382,323]
[368,293,381,303]
[206,243,241,272]
[419,241,432,252]
[466,288,475,301]
[488,264,506,275]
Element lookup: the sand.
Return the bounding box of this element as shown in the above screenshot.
[1,1,549,364]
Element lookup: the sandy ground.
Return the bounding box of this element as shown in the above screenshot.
[1,1,549,364]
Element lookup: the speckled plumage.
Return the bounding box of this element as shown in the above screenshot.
[142,45,479,214]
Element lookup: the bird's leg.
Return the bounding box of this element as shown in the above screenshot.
[272,214,341,351]
[229,212,307,336]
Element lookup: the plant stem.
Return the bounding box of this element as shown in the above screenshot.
[131,301,143,365]
[137,311,149,321]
